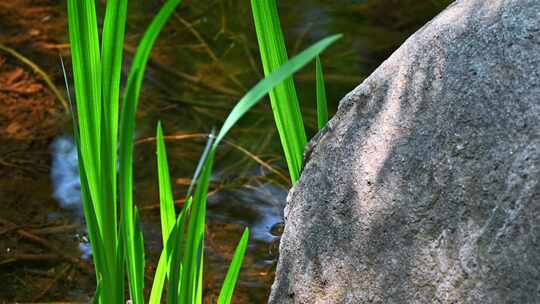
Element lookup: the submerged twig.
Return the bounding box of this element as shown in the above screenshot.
[123,44,240,97]
[29,224,79,235]
[292,23,313,55]
[221,138,289,184]
[139,189,219,212]
[0,218,88,273]
[236,34,263,78]
[0,253,62,265]
[173,13,246,90]
[135,132,289,184]
[32,264,72,302]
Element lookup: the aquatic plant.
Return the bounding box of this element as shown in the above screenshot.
[251,0,306,183]
[67,0,339,302]
[316,56,329,130]
[251,0,331,183]
[67,0,247,302]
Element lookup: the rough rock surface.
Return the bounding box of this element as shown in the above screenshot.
[269,0,540,303]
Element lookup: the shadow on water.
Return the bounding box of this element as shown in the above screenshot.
[0,0,451,302]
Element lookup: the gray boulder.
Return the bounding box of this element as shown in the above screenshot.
[269,0,540,303]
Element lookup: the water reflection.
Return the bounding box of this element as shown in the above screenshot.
[215,184,286,243]
[50,136,81,212]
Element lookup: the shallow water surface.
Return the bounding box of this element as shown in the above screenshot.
[0,0,450,302]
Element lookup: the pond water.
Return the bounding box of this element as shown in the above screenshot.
[0,0,450,302]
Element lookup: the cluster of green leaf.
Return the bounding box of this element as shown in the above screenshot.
[251,0,331,183]
[149,123,249,304]
[68,0,339,302]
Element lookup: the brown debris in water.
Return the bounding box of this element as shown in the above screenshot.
[0,2,81,302]
[0,0,67,56]
[0,0,67,141]
[0,57,61,140]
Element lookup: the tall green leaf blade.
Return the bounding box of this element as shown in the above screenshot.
[101,0,127,145]
[119,72,143,304]
[166,221,182,304]
[99,0,128,263]
[166,198,190,304]
[156,122,176,245]
[115,220,125,304]
[179,151,215,304]
[93,274,102,304]
[213,34,342,150]
[73,119,114,302]
[149,197,193,304]
[67,0,102,215]
[118,1,182,303]
[77,144,110,300]
[149,245,168,304]
[315,56,329,130]
[66,0,113,298]
[251,0,306,183]
[133,207,146,300]
[217,228,250,304]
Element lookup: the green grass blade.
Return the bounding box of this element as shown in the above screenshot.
[187,128,215,197]
[149,245,168,304]
[72,123,105,273]
[77,144,109,298]
[166,218,183,304]
[217,228,250,304]
[93,274,102,304]
[213,34,342,151]
[195,237,204,304]
[67,0,102,213]
[115,221,125,304]
[149,197,192,304]
[74,126,119,302]
[101,0,127,149]
[166,201,189,304]
[118,1,182,303]
[99,0,128,263]
[315,56,329,130]
[251,0,306,183]
[133,207,146,300]
[67,0,116,294]
[179,151,215,304]
[119,72,144,304]
[67,1,125,300]
[157,122,176,245]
